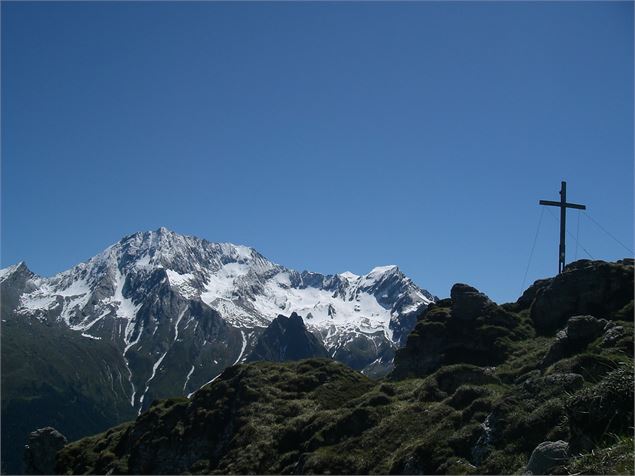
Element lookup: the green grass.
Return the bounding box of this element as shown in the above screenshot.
[566,436,635,475]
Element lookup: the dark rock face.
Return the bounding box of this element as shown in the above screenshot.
[391,285,527,379]
[529,259,633,335]
[23,427,67,475]
[525,440,570,475]
[246,313,330,362]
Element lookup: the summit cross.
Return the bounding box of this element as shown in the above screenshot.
[539,181,587,274]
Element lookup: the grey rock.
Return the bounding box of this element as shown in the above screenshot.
[24,427,67,475]
[601,325,624,347]
[565,315,606,342]
[525,440,570,475]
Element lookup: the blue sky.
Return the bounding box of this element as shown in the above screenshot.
[2,1,633,303]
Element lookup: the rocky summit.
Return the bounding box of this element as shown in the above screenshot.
[51,258,634,475]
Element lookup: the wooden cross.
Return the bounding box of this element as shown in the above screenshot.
[539,181,586,274]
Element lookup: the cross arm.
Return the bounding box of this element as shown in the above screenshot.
[539,200,586,210]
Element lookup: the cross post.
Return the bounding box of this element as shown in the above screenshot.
[539,181,586,274]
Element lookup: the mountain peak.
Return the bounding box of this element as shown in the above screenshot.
[246,312,330,363]
[0,261,33,283]
[369,265,399,275]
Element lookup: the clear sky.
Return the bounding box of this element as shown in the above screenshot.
[2,1,633,303]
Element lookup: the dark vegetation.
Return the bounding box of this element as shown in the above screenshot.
[46,260,635,474]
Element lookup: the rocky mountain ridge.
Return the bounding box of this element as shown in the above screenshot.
[3,227,434,406]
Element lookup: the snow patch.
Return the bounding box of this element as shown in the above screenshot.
[188,372,221,399]
[183,364,195,392]
[234,330,247,364]
[139,349,169,412]
[81,333,102,340]
[166,270,197,298]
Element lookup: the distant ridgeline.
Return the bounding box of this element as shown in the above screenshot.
[47,258,633,475]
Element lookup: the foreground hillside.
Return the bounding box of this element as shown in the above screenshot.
[55,259,634,474]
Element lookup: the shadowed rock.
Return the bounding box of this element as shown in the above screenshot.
[451,284,494,320]
[245,313,330,362]
[24,427,67,475]
[525,440,570,475]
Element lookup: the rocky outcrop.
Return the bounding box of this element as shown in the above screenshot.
[529,259,633,335]
[245,313,330,362]
[23,427,67,475]
[391,284,527,379]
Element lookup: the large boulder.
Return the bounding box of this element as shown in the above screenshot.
[23,427,67,475]
[530,260,633,335]
[525,440,570,475]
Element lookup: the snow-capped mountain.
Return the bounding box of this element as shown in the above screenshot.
[2,227,434,412]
